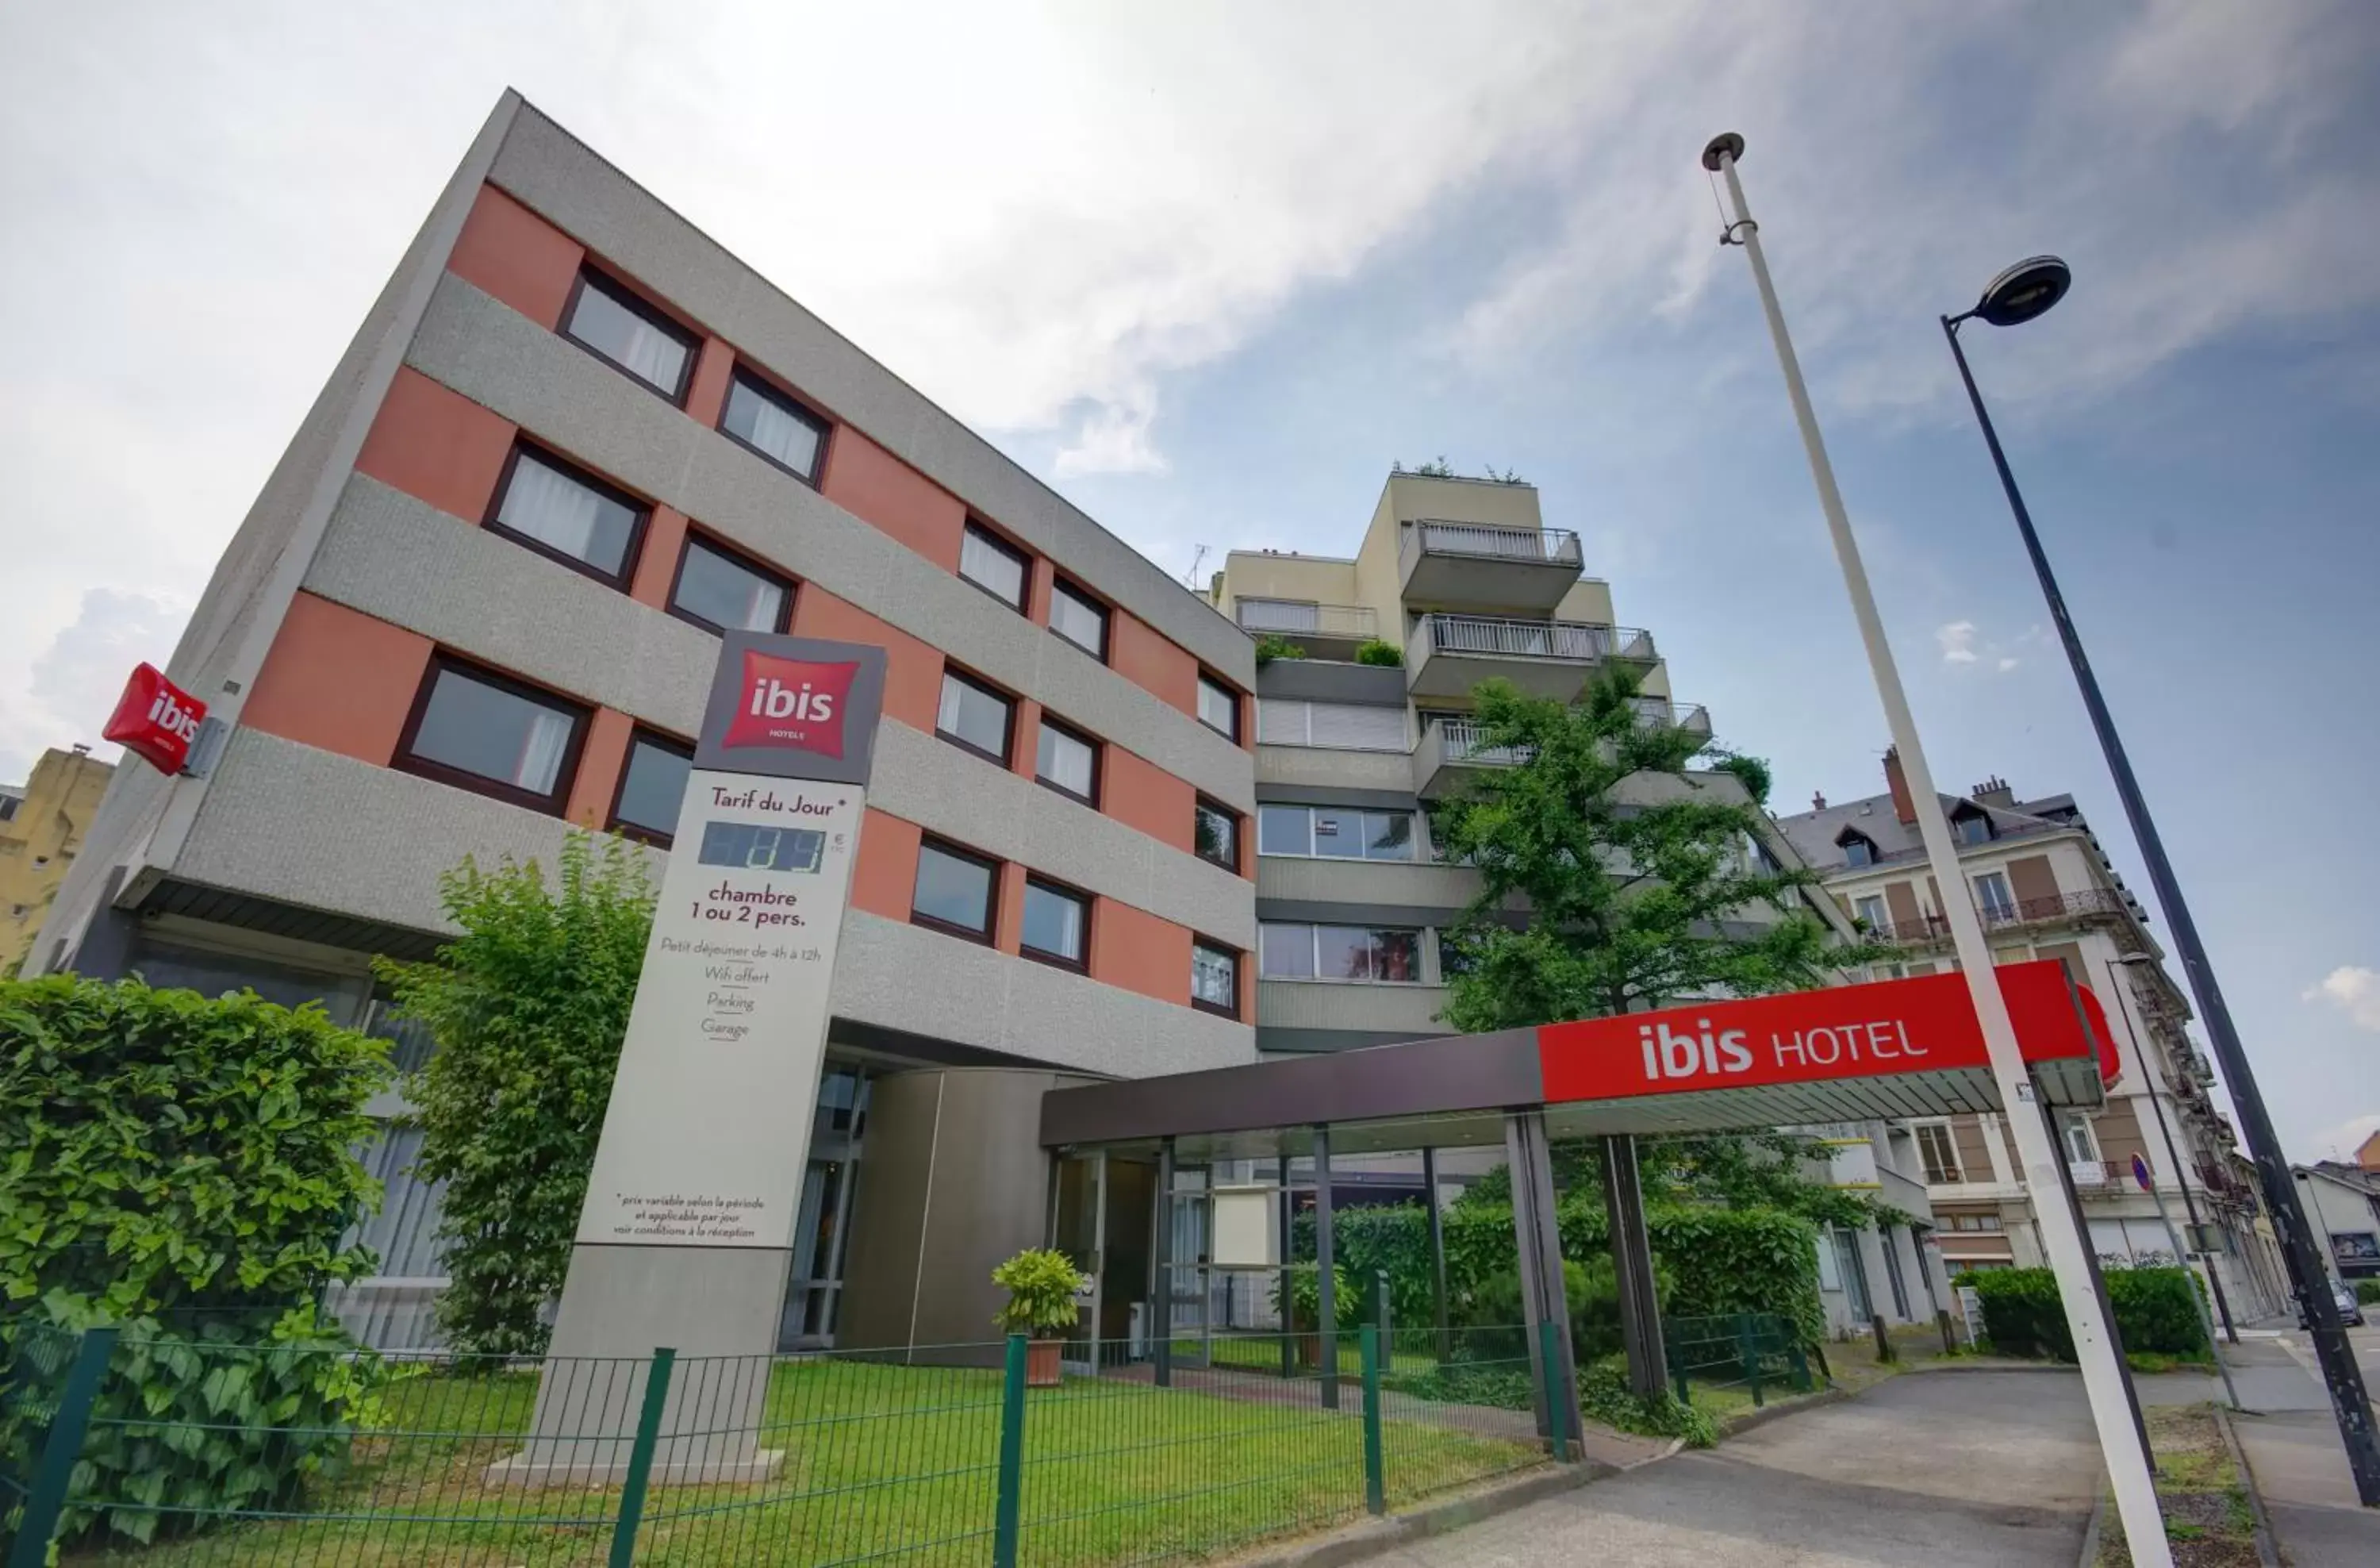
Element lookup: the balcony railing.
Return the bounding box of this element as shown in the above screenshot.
[1432,717,1534,767]
[1628,696,1711,733]
[2067,1159,2114,1187]
[1410,613,1655,664]
[1866,888,2132,945]
[1234,599,1378,640]
[1408,521,1583,567]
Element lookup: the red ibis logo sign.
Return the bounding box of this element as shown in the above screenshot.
[720,651,861,760]
[103,663,207,776]
[1537,961,2117,1104]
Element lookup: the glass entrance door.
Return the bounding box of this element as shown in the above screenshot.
[1050,1153,1105,1373]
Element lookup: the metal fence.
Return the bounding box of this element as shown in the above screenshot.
[1662,1313,1811,1410]
[2,1319,1564,1568]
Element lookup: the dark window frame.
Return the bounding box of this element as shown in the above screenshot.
[393,653,593,817]
[1048,576,1111,661]
[482,440,651,590]
[559,266,699,405]
[959,521,1031,613]
[716,363,833,487]
[666,528,797,636]
[935,667,1016,769]
[1019,873,1092,973]
[1193,796,1241,872]
[1196,671,1242,742]
[1034,713,1102,807]
[909,836,1001,946]
[605,726,696,847]
[1190,936,1241,1019]
[1839,831,1877,868]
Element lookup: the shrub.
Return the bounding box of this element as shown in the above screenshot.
[374,833,655,1356]
[1353,639,1403,667]
[0,975,393,1544]
[2357,1279,2380,1306]
[991,1248,1085,1335]
[1269,1264,1355,1331]
[1970,1266,2209,1360]
[1253,634,1308,666]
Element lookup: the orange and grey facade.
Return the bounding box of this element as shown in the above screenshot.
[27,94,1261,1351]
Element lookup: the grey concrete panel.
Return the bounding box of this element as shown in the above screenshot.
[1256,744,1415,796]
[868,723,1253,948]
[1257,1027,1449,1055]
[1256,660,1411,705]
[545,1243,791,1362]
[831,1070,942,1357]
[306,478,718,731]
[1253,855,1480,917]
[1256,897,1468,929]
[1253,782,1420,809]
[1254,978,1450,1038]
[912,1070,1079,1350]
[830,911,1254,1078]
[404,277,1253,813]
[486,107,1253,684]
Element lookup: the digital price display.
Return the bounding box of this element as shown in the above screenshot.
[697,821,827,874]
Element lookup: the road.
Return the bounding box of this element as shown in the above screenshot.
[1379,1370,2097,1567]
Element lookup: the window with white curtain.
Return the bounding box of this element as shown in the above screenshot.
[1256,699,1407,751]
[670,536,792,634]
[398,659,587,812]
[960,523,1029,609]
[489,448,646,583]
[721,369,829,482]
[562,270,696,400]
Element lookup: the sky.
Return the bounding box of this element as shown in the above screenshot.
[2,1,2374,1161]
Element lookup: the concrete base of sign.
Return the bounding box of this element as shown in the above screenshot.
[491,1243,797,1488]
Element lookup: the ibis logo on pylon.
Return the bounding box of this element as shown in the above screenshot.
[720,651,861,759]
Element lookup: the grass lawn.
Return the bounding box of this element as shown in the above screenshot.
[61,1354,1541,1568]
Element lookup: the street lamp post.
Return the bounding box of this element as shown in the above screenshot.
[1701,133,2173,1568]
[1942,263,2380,1506]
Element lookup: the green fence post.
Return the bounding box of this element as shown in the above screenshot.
[8,1325,117,1568]
[1360,1324,1385,1515]
[1786,1332,1813,1393]
[993,1333,1028,1568]
[1537,1319,1570,1462]
[1666,1334,1690,1407]
[607,1347,675,1568]
[1736,1317,1764,1409]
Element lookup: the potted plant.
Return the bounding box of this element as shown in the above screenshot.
[992,1247,1088,1387]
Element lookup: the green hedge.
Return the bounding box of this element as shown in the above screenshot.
[1299,1198,1824,1347]
[2355,1279,2380,1306]
[1966,1266,2210,1360]
[0,975,393,1544]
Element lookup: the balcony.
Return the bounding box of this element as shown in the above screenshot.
[1403,613,1656,701]
[1868,888,2132,947]
[2067,1159,2115,1188]
[1235,598,1379,657]
[1399,521,1585,611]
[1413,717,1530,797]
[1628,696,1713,740]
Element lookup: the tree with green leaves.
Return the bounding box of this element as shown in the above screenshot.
[1435,671,1899,1224]
[375,832,656,1356]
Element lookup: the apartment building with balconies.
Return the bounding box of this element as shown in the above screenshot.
[1775,754,2289,1320]
[26,94,1260,1353]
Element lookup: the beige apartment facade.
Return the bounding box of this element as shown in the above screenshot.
[1,744,114,974]
[1775,755,2290,1324]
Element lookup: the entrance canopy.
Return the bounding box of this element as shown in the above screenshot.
[1042,960,2117,1162]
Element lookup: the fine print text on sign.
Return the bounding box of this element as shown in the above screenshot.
[1536,961,2116,1105]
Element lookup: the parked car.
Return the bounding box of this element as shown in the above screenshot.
[2297,1278,2367,1329]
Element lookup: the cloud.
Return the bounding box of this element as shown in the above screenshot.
[1995,657,2020,672]
[2303,966,2380,1032]
[2305,1113,2380,1163]
[1936,621,1979,664]
[1,589,190,780]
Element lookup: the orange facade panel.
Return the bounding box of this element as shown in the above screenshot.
[449,185,583,331]
[240,593,433,767]
[355,367,516,524]
[819,426,965,575]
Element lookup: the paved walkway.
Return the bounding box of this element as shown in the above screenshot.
[1373,1370,2098,1566]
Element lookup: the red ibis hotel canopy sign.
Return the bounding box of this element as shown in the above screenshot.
[102,663,207,776]
[1537,960,2117,1105]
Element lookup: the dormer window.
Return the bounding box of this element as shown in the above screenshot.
[1954,807,1994,846]
[1839,830,1877,868]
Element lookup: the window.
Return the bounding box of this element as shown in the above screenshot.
[1255,699,1405,751]
[1193,798,1239,870]
[1049,579,1109,659]
[487,446,647,585]
[1035,717,1099,805]
[608,730,693,845]
[1197,673,1239,740]
[561,269,695,401]
[1258,922,1424,983]
[670,535,793,634]
[959,523,1028,610]
[1257,804,1415,861]
[936,670,1014,766]
[1914,1124,1964,1185]
[1191,940,1238,1017]
[1852,894,1888,932]
[720,369,829,483]
[2059,1113,2100,1166]
[397,658,588,813]
[911,839,997,942]
[1948,1213,2005,1232]
[1957,812,1994,845]
[1841,832,1875,868]
[1973,870,2017,922]
[0,796,19,823]
[1021,878,1088,969]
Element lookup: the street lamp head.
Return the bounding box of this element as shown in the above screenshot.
[1701,132,1746,171]
[1973,255,2071,327]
